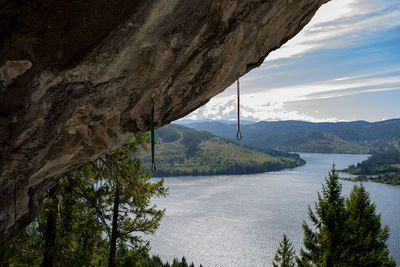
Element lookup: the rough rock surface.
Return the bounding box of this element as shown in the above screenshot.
[0,0,329,248]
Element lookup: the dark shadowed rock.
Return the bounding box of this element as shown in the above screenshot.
[0,0,329,248]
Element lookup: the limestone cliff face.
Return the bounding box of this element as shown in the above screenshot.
[0,0,329,247]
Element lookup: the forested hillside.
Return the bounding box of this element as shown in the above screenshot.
[182,119,400,154]
[141,125,305,177]
[342,150,400,185]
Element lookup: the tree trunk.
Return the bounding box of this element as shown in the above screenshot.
[42,186,58,267]
[108,186,120,267]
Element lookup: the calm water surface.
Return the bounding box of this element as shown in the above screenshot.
[148,153,400,266]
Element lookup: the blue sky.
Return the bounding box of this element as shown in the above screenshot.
[185,0,400,122]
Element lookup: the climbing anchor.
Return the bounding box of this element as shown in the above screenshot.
[151,105,156,172]
[236,73,242,141]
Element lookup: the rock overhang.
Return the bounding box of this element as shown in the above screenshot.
[0,0,330,248]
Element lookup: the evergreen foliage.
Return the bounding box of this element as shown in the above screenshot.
[273,234,296,267]
[297,167,347,266]
[343,185,396,266]
[56,175,108,265]
[0,219,45,266]
[297,167,396,267]
[0,134,172,266]
[73,135,168,266]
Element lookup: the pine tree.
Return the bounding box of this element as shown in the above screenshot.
[297,167,347,266]
[1,134,167,266]
[297,167,396,267]
[180,256,189,267]
[56,175,107,266]
[0,212,45,266]
[69,134,168,266]
[343,184,396,267]
[272,234,296,267]
[0,174,107,266]
[172,258,179,267]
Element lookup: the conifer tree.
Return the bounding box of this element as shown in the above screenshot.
[0,211,45,265]
[1,134,167,266]
[297,167,396,267]
[297,167,347,266]
[343,185,396,267]
[272,234,296,267]
[180,256,189,267]
[56,175,107,266]
[172,258,179,267]
[70,134,168,266]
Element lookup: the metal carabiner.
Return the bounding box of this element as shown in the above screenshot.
[236,131,242,141]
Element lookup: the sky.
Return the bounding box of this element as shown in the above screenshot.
[184,0,400,122]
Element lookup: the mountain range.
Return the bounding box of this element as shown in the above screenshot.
[179,119,400,154]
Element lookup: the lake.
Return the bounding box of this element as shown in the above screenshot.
[148,153,400,266]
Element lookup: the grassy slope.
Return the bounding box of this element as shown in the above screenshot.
[142,125,305,177]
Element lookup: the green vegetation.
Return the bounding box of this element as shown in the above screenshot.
[273,235,296,267]
[274,167,396,266]
[184,119,400,154]
[143,256,200,267]
[298,168,348,266]
[0,135,200,267]
[143,125,305,177]
[342,151,400,185]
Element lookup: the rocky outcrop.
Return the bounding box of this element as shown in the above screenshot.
[0,0,329,248]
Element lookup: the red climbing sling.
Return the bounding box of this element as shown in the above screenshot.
[236,74,242,141]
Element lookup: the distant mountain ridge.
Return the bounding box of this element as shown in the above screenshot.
[141,124,305,177]
[176,119,256,125]
[178,119,400,154]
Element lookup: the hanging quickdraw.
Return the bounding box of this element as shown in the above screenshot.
[236,73,242,141]
[151,105,156,172]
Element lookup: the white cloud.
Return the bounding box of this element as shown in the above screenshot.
[187,72,400,122]
[187,95,339,122]
[266,0,400,61]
